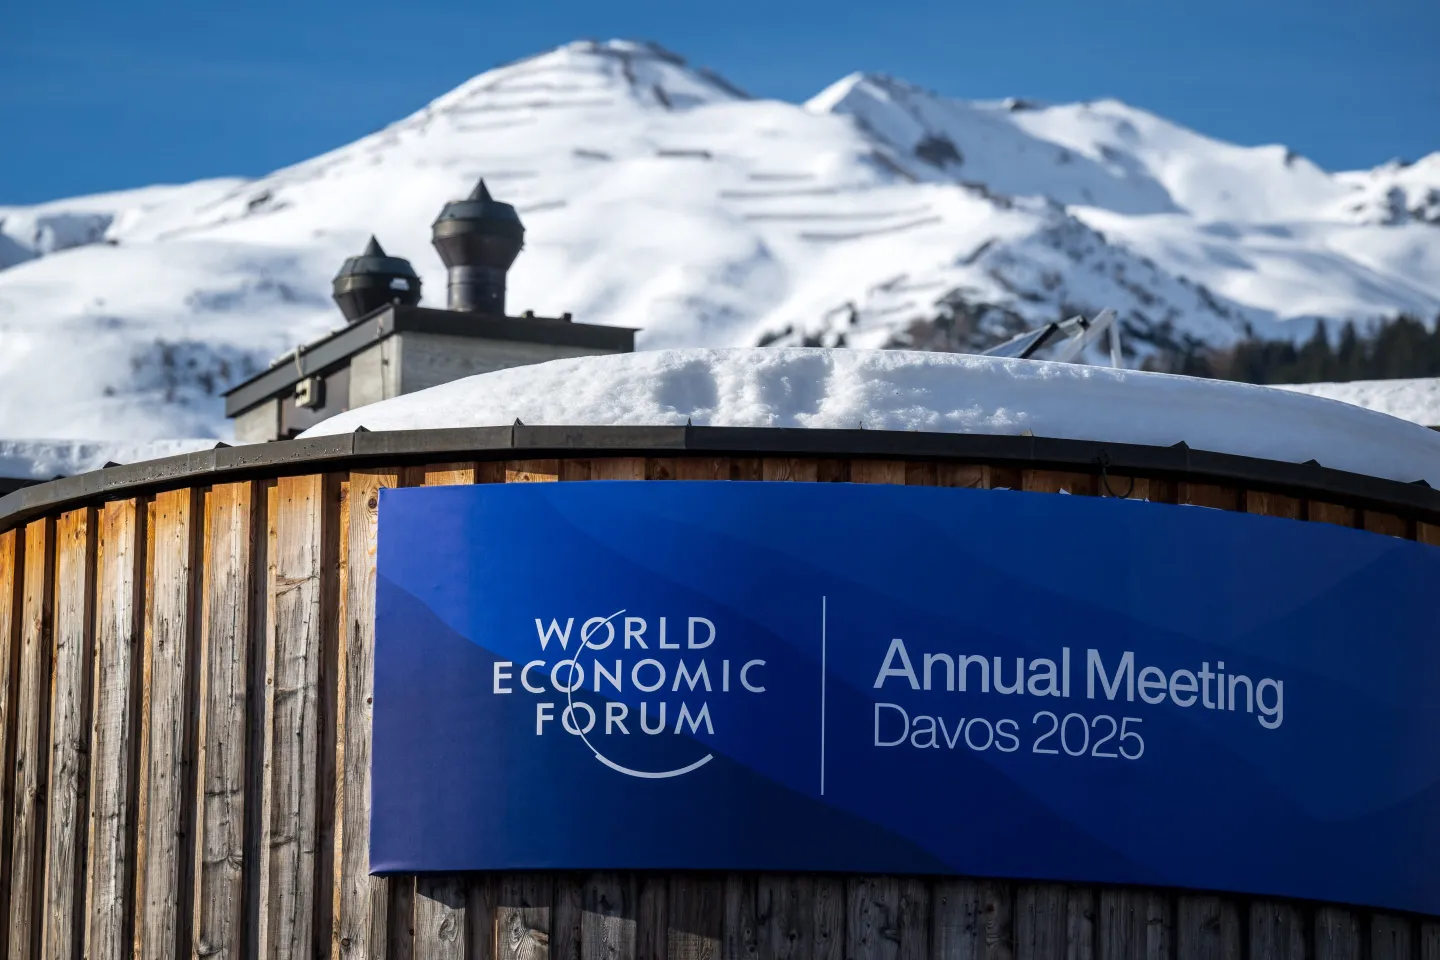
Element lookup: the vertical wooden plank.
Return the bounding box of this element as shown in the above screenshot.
[590,459,647,481]
[83,500,146,960]
[414,876,468,960]
[337,468,400,959]
[497,875,553,960]
[0,528,24,959]
[583,873,636,960]
[762,460,818,482]
[904,461,937,486]
[390,878,416,960]
[1175,896,1239,960]
[1064,889,1094,960]
[1370,915,1412,960]
[1307,502,1357,528]
[561,461,593,482]
[846,878,930,960]
[758,877,812,960]
[552,875,584,960]
[1099,891,1169,960]
[1243,491,1302,519]
[1178,483,1240,511]
[646,460,677,482]
[730,460,762,482]
[42,508,98,960]
[247,482,277,959]
[1248,903,1305,960]
[637,877,667,960]
[1023,471,1096,497]
[1419,921,1439,960]
[851,461,907,485]
[932,880,980,960]
[677,458,734,481]
[257,474,337,960]
[421,463,478,486]
[812,879,842,960]
[1015,885,1065,960]
[1419,523,1440,547]
[937,465,986,489]
[508,460,561,483]
[469,877,496,960]
[191,483,260,960]
[721,876,757,960]
[1361,512,1411,539]
[9,518,56,960]
[668,877,721,960]
[1314,908,1359,960]
[477,462,506,484]
[978,883,1012,960]
[134,488,203,960]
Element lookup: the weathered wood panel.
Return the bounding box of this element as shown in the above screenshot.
[9,518,56,960]
[0,528,23,958]
[1243,491,1302,520]
[1098,891,1169,960]
[258,474,339,960]
[1065,888,1094,960]
[1307,502,1357,528]
[1178,483,1240,511]
[933,880,1013,960]
[1024,471,1096,497]
[1247,902,1305,960]
[135,488,203,960]
[1314,907,1360,960]
[1361,511,1411,539]
[1370,914,1412,960]
[191,482,261,960]
[636,877,666,960]
[1015,885,1065,960]
[1420,921,1439,960]
[1174,896,1238,960]
[762,459,818,482]
[588,459,646,481]
[468,877,496,960]
[721,876,758,960]
[668,877,721,960]
[508,460,561,483]
[83,499,146,960]
[41,508,97,960]
[583,873,636,960]
[496,875,552,960]
[552,875,583,960]
[847,877,929,960]
[414,876,468,960]
[676,458,732,481]
[851,460,907,486]
[337,469,401,960]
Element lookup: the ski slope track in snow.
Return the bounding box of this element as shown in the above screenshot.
[1,38,1437,446]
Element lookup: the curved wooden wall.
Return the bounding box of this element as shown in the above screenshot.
[0,454,1436,960]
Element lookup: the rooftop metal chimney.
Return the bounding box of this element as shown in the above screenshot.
[332,236,422,322]
[431,179,525,314]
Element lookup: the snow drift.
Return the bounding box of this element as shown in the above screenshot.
[301,348,1440,488]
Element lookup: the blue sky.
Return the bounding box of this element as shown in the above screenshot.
[3,0,1436,205]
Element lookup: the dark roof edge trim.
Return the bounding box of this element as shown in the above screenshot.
[2,425,1437,534]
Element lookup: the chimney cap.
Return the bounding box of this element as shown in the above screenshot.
[333,235,422,284]
[432,178,524,240]
[332,235,422,321]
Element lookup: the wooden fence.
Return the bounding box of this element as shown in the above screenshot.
[0,454,1436,960]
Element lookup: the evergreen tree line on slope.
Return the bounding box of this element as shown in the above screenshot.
[1144,313,1440,384]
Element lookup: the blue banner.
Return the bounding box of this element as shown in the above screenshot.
[372,481,1440,914]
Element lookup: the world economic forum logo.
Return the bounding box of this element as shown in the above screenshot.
[488,609,766,778]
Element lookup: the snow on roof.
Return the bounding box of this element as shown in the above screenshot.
[0,438,218,482]
[301,348,1440,488]
[1273,378,1440,429]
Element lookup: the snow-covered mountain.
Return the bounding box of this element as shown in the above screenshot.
[1,38,1436,443]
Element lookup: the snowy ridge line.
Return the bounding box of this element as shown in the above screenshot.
[1,37,1436,441]
[5,423,1440,537]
